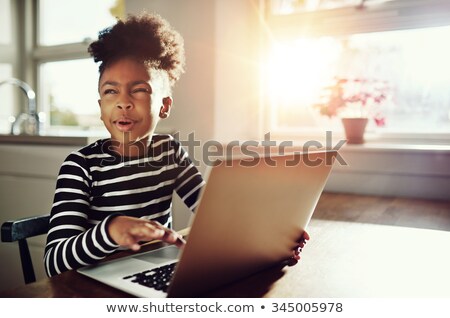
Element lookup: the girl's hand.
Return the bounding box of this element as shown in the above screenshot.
[107,216,185,251]
[284,230,310,267]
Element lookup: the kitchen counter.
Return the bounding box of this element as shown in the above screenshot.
[0,134,89,146]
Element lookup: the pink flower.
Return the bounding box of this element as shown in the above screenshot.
[314,77,390,127]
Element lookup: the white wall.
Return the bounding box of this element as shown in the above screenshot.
[126,0,216,142]
[213,0,262,141]
[325,145,450,201]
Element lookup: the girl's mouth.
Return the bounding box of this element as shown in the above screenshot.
[113,118,136,132]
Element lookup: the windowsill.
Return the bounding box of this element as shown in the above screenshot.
[0,134,89,146]
[0,127,110,146]
[340,141,450,154]
[340,132,450,153]
[269,129,450,151]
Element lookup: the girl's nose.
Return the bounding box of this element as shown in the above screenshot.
[116,94,134,110]
[116,103,133,110]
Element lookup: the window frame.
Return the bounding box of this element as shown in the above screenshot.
[33,0,93,134]
[262,0,450,143]
[19,0,127,136]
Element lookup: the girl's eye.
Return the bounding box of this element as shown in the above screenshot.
[103,89,117,95]
[133,88,150,94]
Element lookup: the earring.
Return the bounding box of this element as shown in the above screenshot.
[160,112,168,118]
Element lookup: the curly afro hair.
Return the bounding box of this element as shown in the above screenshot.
[88,13,185,86]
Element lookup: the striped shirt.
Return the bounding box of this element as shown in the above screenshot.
[44,134,205,277]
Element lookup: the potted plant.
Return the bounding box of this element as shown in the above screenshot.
[314,77,390,144]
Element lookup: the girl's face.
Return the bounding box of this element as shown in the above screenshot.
[98,57,171,149]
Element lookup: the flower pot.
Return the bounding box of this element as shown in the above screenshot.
[341,117,368,144]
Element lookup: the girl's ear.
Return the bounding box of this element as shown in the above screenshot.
[98,99,103,120]
[159,96,173,118]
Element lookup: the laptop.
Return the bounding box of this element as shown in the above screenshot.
[78,150,337,297]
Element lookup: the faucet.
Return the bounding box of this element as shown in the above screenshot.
[0,78,43,135]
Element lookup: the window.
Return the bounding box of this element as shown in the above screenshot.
[34,0,123,135]
[38,0,121,46]
[263,0,450,139]
[39,59,101,133]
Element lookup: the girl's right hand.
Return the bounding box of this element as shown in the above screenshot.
[107,216,185,251]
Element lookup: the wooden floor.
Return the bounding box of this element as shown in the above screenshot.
[313,192,450,231]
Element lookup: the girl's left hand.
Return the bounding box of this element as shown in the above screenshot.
[284,231,310,266]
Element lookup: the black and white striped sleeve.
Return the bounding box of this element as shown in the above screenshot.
[44,152,119,277]
[173,140,205,212]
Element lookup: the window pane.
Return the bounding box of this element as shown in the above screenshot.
[0,0,12,45]
[39,59,105,133]
[266,37,341,131]
[38,0,119,46]
[266,25,450,133]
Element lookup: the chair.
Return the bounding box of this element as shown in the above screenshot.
[1,214,50,284]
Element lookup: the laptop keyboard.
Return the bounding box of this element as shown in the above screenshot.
[123,262,178,292]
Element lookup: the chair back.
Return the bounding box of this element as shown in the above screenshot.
[1,214,50,284]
